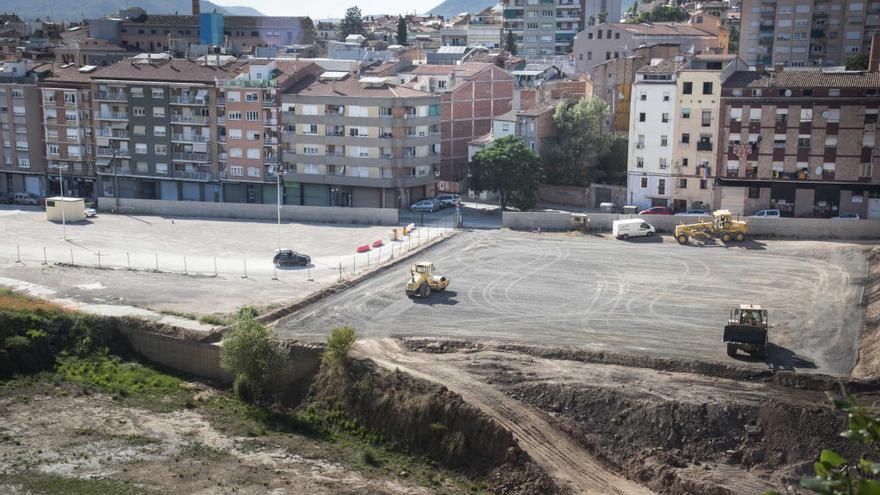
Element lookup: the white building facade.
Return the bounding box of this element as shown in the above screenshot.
[626,59,682,209]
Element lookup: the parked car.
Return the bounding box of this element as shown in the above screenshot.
[84,207,97,218]
[273,249,311,267]
[638,206,673,215]
[613,219,656,240]
[674,209,711,217]
[748,209,781,218]
[411,198,441,212]
[9,192,39,206]
[435,194,461,208]
[832,212,860,220]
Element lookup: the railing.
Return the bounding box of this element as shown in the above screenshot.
[263,118,278,126]
[326,151,345,157]
[217,97,226,106]
[170,115,210,125]
[726,168,739,177]
[262,98,278,107]
[264,155,279,163]
[696,142,713,151]
[325,131,345,137]
[263,137,278,144]
[174,170,213,180]
[96,112,128,120]
[97,147,130,157]
[95,92,127,101]
[172,133,209,142]
[96,129,129,139]
[172,151,209,162]
[170,96,207,105]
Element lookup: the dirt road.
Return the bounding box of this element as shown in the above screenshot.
[357,338,654,495]
[279,230,867,376]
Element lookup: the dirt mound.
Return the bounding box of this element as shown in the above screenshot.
[307,359,559,494]
[854,247,880,379]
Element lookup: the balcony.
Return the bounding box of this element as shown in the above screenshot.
[325,130,345,137]
[170,96,208,106]
[174,170,213,181]
[263,118,278,127]
[96,147,130,157]
[263,136,279,145]
[171,133,209,143]
[172,151,210,163]
[697,142,713,152]
[96,112,128,121]
[170,115,209,125]
[95,91,127,102]
[264,154,279,164]
[217,97,226,106]
[262,98,277,107]
[726,168,739,177]
[96,129,129,139]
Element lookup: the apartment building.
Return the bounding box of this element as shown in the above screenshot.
[670,55,746,212]
[717,68,880,218]
[739,0,880,67]
[0,60,48,198]
[627,59,684,209]
[40,64,102,200]
[280,72,441,208]
[404,63,514,190]
[218,59,322,203]
[90,58,237,202]
[502,0,609,58]
[573,20,728,74]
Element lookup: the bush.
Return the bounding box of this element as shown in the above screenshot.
[324,326,357,368]
[232,374,256,404]
[236,305,259,321]
[219,312,292,405]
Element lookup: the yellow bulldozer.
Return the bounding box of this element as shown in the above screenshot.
[674,210,748,245]
[405,261,449,298]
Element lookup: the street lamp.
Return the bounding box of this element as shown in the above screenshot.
[276,163,282,252]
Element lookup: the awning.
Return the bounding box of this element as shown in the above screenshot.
[95,157,112,167]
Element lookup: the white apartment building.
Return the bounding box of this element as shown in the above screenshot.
[626,59,684,209]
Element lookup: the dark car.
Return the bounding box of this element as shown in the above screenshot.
[273,249,311,267]
[638,206,674,215]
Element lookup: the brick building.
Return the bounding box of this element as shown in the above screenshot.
[0,60,49,198]
[717,68,880,218]
[405,63,514,191]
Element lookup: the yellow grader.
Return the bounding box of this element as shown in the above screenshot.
[674,210,748,245]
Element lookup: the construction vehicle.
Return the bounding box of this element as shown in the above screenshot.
[405,261,449,298]
[674,210,748,245]
[723,305,769,359]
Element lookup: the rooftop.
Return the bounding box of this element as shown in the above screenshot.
[725,68,880,89]
[602,22,716,37]
[94,58,241,84]
[637,58,688,74]
[288,72,433,98]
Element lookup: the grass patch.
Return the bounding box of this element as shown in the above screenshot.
[0,472,149,495]
[197,314,230,326]
[157,309,196,320]
[0,288,69,314]
[175,441,228,462]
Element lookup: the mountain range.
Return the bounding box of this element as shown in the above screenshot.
[425,0,498,19]
[6,0,262,23]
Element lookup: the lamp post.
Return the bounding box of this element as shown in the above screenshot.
[52,163,68,240]
[276,164,282,252]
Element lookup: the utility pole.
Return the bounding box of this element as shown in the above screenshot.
[277,164,282,251]
[53,164,68,240]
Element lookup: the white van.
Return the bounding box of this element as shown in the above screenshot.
[613,219,656,239]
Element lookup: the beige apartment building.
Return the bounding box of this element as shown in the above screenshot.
[0,60,48,198]
[218,59,321,204]
[281,72,441,208]
[739,0,880,67]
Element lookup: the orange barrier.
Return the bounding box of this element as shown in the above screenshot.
[356,244,371,253]
[372,239,384,248]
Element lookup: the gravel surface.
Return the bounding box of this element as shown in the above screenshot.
[277,230,868,376]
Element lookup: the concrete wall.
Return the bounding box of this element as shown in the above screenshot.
[502,211,880,239]
[98,197,399,225]
[120,327,231,381]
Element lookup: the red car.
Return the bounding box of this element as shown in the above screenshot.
[638,206,674,215]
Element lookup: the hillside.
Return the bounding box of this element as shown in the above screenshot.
[6,0,262,22]
[426,0,497,19]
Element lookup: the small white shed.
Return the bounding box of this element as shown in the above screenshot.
[45,197,85,223]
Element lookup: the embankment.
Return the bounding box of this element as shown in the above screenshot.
[854,247,880,379]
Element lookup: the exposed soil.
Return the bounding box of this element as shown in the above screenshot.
[854,247,880,379]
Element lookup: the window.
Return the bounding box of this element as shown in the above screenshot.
[683,82,693,95]
[230,147,243,158]
[662,92,670,102]
[681,108,691,119]
[135,143,148,154]
[637,135,645,148]
[660,135,668,147]
[749,108,762,122]
[699,179,707,190]
[829,88,841,97]
[230,165,243,176]
[639,113,646,122]
[824,109,840,122]
[303,164,320,174]
[227,111,241,121]
[866,110,878,124]
[245,111,259,121]
[682,158,688,167]
[153,125,166,137]
[640,177,648,188]
[774,134,786,148]
[133,125,146,136]
[247,148,260,159]
[348,105,369,117]
[701,110,711,127]
[825,135,838,147]
[303,124,318,135]
[245,92,258,102]
[659,158,668,169]
[130,87,144,98]
[227,91,241,103]
[730,108,742,122]
[748,187,760,199]
[301,104,318,115]
[861,162,873,177]
[678,178,687,189]
[657,178,666,195]
[865,133,876,147]
[702,82,713,95]
[152,107,165,117]
[133,107,145,117]
[636,157,644,168]
[17,158,29,168]
[800,108,813,122]
[682,133,690,144]
[661,113,669,123]
[798,135,811,148]
[303,146,319,155]
[228,129,242,140]
[640,92,646,101]
[48,144,59,155]
[154,144,167,154]
[151,88,164,98]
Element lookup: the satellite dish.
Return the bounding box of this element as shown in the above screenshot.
[784,89,792,96]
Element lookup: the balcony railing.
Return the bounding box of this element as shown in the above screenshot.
[95,92,126,101]
[96,129,129,139]
[264,155,279,163]
[97,147,130,157]
[96,112,128,120]
[174,170,213,180]
[262,98,278,107]
[172,133,209,142]
[170,96,207,105]
[263,118,278,126]
[172,151,209,163]
[170,115,210,125]
[697,142,713,151]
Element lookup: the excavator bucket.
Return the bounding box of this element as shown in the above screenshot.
[723,324,767,345]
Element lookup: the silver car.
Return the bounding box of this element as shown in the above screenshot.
[411,199,440,212]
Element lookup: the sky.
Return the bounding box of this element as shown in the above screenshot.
[209,0,440,20]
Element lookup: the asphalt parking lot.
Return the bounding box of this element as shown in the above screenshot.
[275,230,867,376]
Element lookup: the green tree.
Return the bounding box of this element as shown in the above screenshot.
[219,310,292,404]
[597,10,608,23]
[396,15,408,45]
[469,135,543,210]
[588,15,596,27]
[324,326,357,369]
[766,385,879,495]
[505,30,517,55]
[728,26,739,54]
[544,98,614,186]
[846,53,869,71]
[339,6,366,40]
[595,137,628,185]
[629,5,690,23]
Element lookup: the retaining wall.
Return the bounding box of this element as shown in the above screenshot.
[97,198,399,225]
[502,211,880,240]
